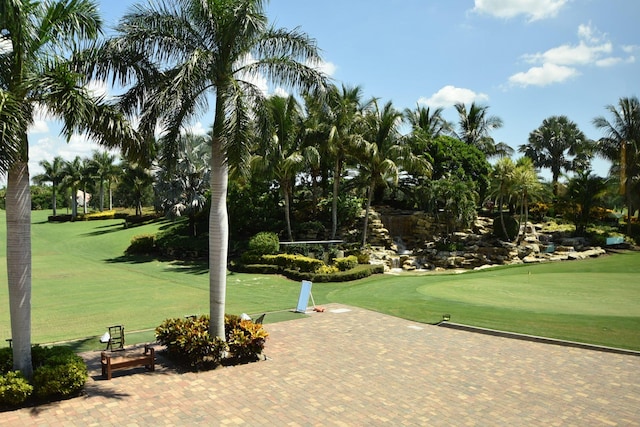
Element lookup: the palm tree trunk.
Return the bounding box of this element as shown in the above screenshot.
[6,161,33,378]
[71,187,78,219]
[209,137,228,340]
[362,183,374,247]
[99,180,105,211]
[52,184,57,216]
[283,187,293,242]
[82,186,88,214]
[331,159,341,239]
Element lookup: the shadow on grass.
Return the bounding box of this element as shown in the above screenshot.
[82,218,172,237]
[162,260,209,275]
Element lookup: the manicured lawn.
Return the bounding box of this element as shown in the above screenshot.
[0,210,639,351]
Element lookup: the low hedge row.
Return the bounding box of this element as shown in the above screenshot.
[232,262,383,282]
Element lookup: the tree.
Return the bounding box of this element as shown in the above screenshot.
[511,157,543,242]
[488,157,517,239]
[520,116,591,197]
[119,160,153,217]
[102,0,326,340]
[357,99,431,246]
[156,133,211,236]
[0,0,106,378]
[404,104,452,143]
[454,102,512,158]
[252,95,311,241]
[62,157,85,219]
[33,156,66,216]
[564,171,608,235]
[324,84,369,239]
[90,150,119,211]
[593,96,640,235]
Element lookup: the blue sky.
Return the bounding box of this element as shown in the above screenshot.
[24,0,640,182]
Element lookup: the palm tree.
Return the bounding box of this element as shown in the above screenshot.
[489,157,517,239]
[0,0,123,377]
[99,0,326,340]
[33,156,66,216]
[157,133,211,236]
[565,171,608,235]
[519,116,591,197]
[90,150,119,211]
[511,157,543,242]
[324,84,369,239]
[357,99,431,246]
[252,95,312,241]
[404,104,452,144]
[593,96,640,235]
[63,157,85,219]
[454,102,512,158]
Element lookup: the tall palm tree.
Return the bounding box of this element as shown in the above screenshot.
[252,95,312,241]
[324,84,368,239]
[489,157,517,239]
[357,99,431,246]
[565,171,608,235]
[404,104,452,143]
[593,96,640,235]
[90,150,119,211]
[0,0,136,377]
[519,116,591,197]
[120,159,153,217]
[63,156,84,219]
[511,157,543,242]
[454,102,512,158]
[97,0,326,339]
[33,156,66,216]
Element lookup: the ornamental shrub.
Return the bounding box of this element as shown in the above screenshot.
[155,316,227,369]
[225,315,269,362]
[32,355,87,399]
[248,232,280,256]
[333,255,358,271]
[0,371,33,406]
[261,254,324,272]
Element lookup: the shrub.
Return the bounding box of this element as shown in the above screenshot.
[32,354,87,399]
[126,234,157,255]
[0,371,33,406]
[284,263,384,282]
[0,347,12,374]
[79,210,116,221]
[248,232,280,256]
[493,214,518,241]
[333,255,358,271]
[155,316,227,369]
[261,254,324,272]
[225,316,269,362]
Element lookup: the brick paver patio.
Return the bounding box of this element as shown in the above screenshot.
[2,304,639,426]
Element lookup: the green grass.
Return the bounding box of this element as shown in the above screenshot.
[0,210,639,352]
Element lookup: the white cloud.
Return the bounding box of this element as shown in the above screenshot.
[308,59,337,77]
[508,23,627,87]
[28,120,49,134]
[85,79,109,98]
[182,121,208,135]
[418,85,489,108]
[473,0,567,21]
[508,63,579,87]
[596,57,623,67]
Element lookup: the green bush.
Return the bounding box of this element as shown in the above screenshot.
[125,234,157,255]
[333,255,358,271]
[284,263,384,282]
[493,214,519,241]
[0,371,33,406]
[155,316,227,369]
[261,254,324,272]
[0,345,88,406]
[32,355,87,399]
[248,232,280,256]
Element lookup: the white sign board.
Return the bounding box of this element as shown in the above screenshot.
[295,280,313,313]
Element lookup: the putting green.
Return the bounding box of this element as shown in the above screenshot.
[417,272,639,317]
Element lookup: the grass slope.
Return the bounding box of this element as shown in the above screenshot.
[0,210,639,351]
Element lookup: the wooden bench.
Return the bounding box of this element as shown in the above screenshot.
[101,345,155,380]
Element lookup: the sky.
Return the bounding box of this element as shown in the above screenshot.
[22,0,640,183]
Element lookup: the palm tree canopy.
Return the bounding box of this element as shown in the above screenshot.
[520,115,591,184]
[454,101,509,158]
